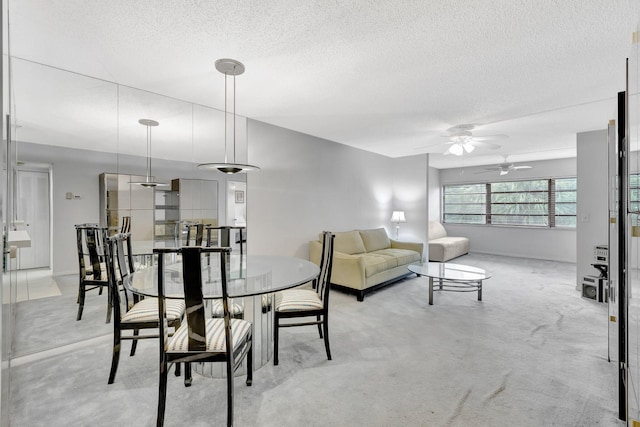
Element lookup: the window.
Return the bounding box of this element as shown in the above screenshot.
[443,184,486,224]
[554,177,577,227]
[443,177,576,228]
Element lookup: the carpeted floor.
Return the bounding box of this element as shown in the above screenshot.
[8,253,622,426]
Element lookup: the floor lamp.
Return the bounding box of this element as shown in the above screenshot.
[390,211,406,239]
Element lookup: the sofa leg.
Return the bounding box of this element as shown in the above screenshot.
[357,291,364,302]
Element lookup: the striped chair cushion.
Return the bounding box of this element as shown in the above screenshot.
[121,298,185,324]
[167,318,252,353]
[275,289,323,312]
[210,300,244,317]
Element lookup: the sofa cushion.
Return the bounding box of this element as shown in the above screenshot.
[373,248,421,266]
[361,253,398,277]
[359,228,391,252]
[429,236,470,262]
[429,221,448,240]
[332,230,366,255]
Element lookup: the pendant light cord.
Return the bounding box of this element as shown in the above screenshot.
[233,70,236,164]
[146,124,152,181]
[224,71,228,164]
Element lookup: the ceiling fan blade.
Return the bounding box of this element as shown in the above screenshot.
[471,140,501,150]
[472,134,509,141]
[511,165,532,170]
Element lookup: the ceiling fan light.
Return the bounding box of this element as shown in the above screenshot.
[448,143,464,156]
[499,169,509,176]
[462,143,475,153]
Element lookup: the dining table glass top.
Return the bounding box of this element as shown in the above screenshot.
[125,254,320,299]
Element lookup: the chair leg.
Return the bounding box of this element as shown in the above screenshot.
[130,330,139,356]
[105,285,112,324]
[226,358,234,427]
[184,363,192,387]
[174,362,181,377]
[157,359,168,427]
[76,286,85,321]
[273,315,279,366]
[323,316,331,361]
[108,331,121,384]
[246,334,253,386]
[317,314,323,338]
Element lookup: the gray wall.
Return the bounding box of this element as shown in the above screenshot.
[247,119,428,259]
[437,157,578,262]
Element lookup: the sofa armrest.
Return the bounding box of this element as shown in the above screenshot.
[332,251,366,289]
[309,240,323,265]
[390,239,424,257]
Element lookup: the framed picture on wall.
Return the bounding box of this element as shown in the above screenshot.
[235,190,245,203]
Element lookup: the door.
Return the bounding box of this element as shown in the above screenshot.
[16,170,50,269]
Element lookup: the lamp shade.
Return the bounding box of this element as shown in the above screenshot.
[390,211,406,223]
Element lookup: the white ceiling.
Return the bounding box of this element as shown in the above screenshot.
[6,0,640,169]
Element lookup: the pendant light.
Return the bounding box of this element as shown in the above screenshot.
[198,58,260,174]
[130,119,168,187]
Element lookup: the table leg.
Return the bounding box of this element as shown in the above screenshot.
[429,277,434,305]
[477,281,482,301]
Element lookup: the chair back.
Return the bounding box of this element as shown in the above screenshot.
[113,232,135,280]
[315,231,335,306]
[105,233,135,323]
[185,223,205,246]
[120,216,131,234]
[75,224,107,281]
[206,226,246,256]
[156,246,233,352]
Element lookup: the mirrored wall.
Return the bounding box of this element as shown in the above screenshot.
[6,57,250,357]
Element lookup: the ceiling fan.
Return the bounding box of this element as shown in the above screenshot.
[478,162,533,176]
[437,124,507,156]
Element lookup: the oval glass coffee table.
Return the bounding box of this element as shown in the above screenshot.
[408,262,491,305]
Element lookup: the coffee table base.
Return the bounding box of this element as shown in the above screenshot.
[428,277,482,305]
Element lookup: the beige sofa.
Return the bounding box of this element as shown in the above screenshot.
[428,221,469,262]
[309,228,423,301]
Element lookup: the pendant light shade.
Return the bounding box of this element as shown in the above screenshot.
[130,119,169,187]
[198,58,260,174]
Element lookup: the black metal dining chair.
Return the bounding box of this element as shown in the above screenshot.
[156,246,253,427]
[273,231,334,365]
[105,233,186,384]
[75,224,110,322]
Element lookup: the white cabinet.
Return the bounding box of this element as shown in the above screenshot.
[99,173,155,241]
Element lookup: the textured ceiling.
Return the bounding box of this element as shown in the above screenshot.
[6,0,640,168]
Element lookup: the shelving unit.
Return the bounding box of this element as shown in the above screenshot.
[154,188,179,243]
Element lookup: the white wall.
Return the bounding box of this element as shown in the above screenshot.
[247,119,427,259]
[576,129,609,286]
[437,157,577,262]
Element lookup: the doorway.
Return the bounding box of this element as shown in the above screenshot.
[15,168,51,269]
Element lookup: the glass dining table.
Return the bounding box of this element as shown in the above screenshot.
[124,251,320,374]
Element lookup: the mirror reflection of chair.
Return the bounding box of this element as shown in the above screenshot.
[205,225,246,256]
[105,233,186,384]
[155,246,253,427]
[120,215,131,234]
[205,226,248,318]
[75,224,110,322]
[184,222,210,246]
[273,231,334,365]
